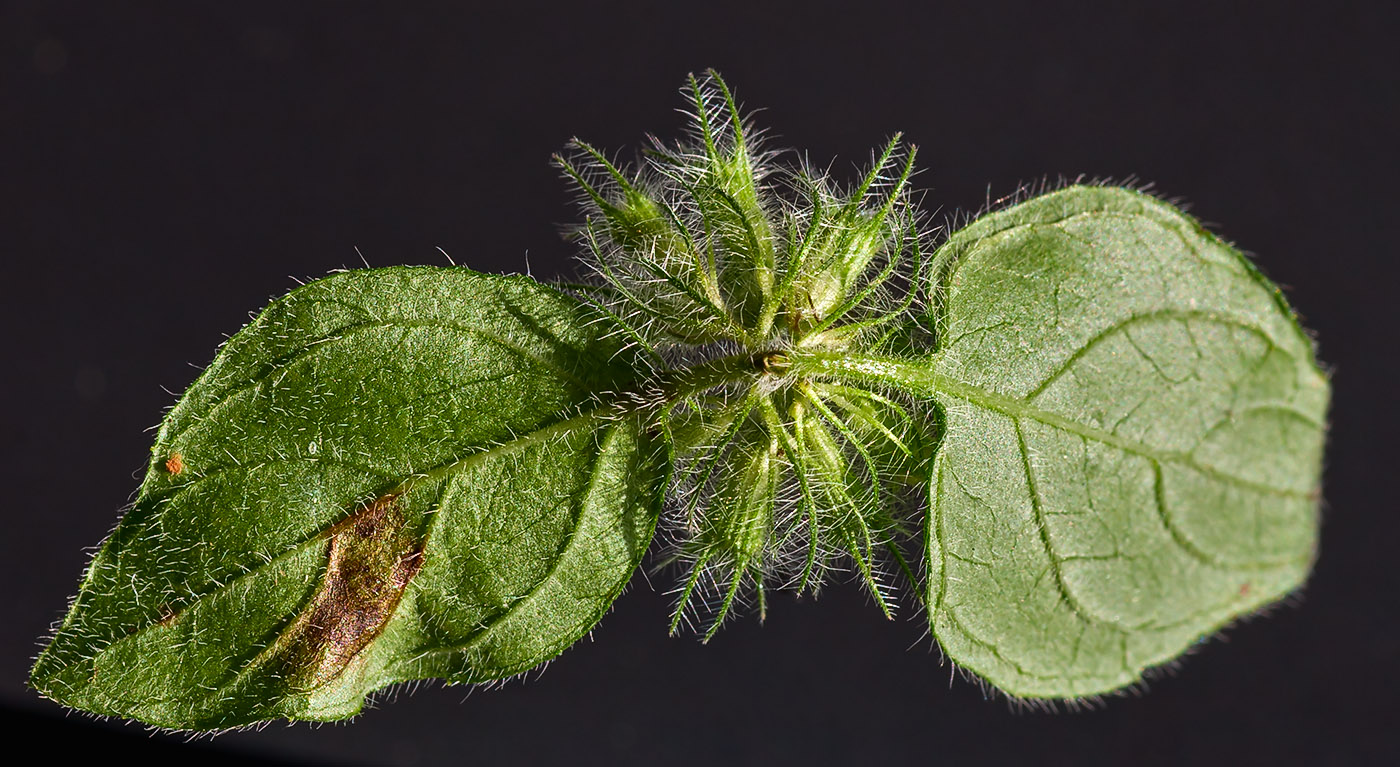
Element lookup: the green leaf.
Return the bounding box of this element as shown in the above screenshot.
[31,267,667,729]
[792,186,1329,697]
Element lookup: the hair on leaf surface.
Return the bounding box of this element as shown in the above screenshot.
[28,69,1328,730]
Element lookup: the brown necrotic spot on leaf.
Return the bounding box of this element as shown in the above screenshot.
[276,493,424,689]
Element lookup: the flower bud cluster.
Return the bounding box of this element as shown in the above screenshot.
[558,71,933,635]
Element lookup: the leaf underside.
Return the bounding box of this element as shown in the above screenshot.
[31,267,667,729]
[922,187,1328,697]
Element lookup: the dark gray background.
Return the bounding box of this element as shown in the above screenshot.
[3,1,1396,764]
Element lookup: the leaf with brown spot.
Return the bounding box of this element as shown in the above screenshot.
[30,267,667,729]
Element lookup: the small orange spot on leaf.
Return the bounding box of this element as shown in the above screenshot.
[165,452,184,475]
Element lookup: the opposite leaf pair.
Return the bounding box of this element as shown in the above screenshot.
[31,71,1328,730]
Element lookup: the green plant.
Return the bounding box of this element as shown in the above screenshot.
[31,71,1328,730]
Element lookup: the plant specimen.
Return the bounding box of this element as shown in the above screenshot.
[30,71,1329,730]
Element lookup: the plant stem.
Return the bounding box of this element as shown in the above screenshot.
[786,349,943,398]
[655,350,784,403]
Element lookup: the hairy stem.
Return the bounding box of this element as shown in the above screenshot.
[786,349,944,398]
[654,350,787,403]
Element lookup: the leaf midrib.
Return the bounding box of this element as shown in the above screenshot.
[92,408,613,673]
[190,411,621,720]
[795,316,1317,501]
[929,368,1310,499]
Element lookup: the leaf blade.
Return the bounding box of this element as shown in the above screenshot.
[925,186,1327,697]
[31,267,666,728]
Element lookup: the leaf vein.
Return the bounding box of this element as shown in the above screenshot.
[1013,420,1121,634]
[168,317,595,450]
[413,418,626,667]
